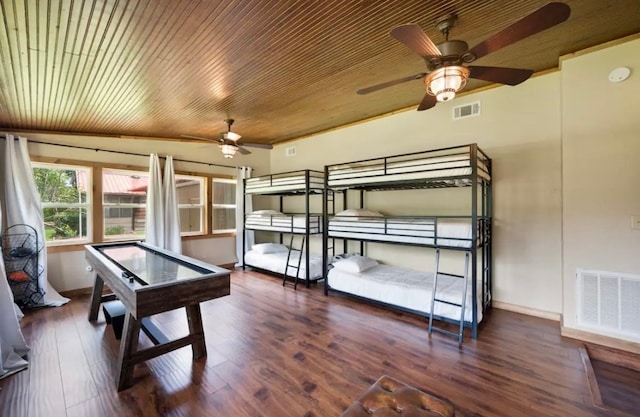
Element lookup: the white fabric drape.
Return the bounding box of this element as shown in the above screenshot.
[145,154,164,248]
[163,156,181,254]
[235,166,254,266]
[1,135,68,307]
[0,203,30,379]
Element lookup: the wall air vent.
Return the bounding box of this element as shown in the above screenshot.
[452,101,481,120]
[577,269,640,341]
[285,147,296,157]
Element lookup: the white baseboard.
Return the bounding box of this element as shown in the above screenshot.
[492,301,561,321]
[561,326,640,355]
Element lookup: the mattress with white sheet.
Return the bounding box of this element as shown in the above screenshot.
[245,172,324,194]
[327,264,482,323]
[327,153,490,188]
[246,212,323,233]
[245,249,324,280]
[328,217,474,247]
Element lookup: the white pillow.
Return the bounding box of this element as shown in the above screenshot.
[252,243,288,254]
[335,208,383,218]
[332,255,379,273]
[250,209,281,217]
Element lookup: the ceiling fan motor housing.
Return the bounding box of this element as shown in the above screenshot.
[426,40,474,71]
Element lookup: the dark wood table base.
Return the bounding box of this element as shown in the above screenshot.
[89,275,209,391]
[85,242,230,391]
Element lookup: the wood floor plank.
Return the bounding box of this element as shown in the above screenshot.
[66,396,108,417]
[205,383,261,417]
[56,306,100,407]
[591,359,640,415]
[0,269,634,417]
[212,359,313,417]
[0,364,31,417]
[27,343,66,417]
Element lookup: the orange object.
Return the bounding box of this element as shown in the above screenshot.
[8,271,29,282]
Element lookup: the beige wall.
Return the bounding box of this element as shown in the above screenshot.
[23,132,271,291]
[47,236,238,292]
[271,73,564,314]
[25,132,270,176]
[267,35,640,340]
[17,36,640,344]
[561,38,640,331]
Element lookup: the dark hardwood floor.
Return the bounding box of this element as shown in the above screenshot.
[591,359,640,416]
[0,269,619,417]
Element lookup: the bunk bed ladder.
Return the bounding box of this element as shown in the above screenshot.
[326,189,336,257]
[428,250,470,345]
[283,235,305,290]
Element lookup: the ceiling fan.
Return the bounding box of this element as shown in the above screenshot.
[182,119,273,158]
[357,2,571,110]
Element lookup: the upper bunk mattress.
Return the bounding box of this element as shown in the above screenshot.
[327,152,490,189]
[245,171,324,194]
[327,264,482,323]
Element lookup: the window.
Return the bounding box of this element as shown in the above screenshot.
[212,179,236,233]
[32,163,91,245]
[102,168,148,241]
[176,175,205,235]
[31,161,232,246]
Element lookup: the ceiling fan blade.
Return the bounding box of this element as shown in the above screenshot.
[467,2,570,61]
[237,146,251,155]
[357,73,426,95]
[468,66,533,85]
[417,93,437,111]
[181,134,220,143]
[390,24,442,57]
[240,142,273,150]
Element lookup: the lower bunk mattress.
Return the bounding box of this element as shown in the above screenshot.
[327,264,483,323]
[245,249,324,280]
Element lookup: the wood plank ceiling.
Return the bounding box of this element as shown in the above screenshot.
[0,0,639,145]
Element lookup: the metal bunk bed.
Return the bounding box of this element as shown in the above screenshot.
[322,143,492,341]
[243,169,329,288]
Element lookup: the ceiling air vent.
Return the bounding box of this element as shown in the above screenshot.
[285,146,296,157]
[452,101,480,120]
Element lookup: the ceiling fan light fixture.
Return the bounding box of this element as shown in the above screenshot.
[223,131,242,141]
[219,143,238,158]
[425,66,469,102]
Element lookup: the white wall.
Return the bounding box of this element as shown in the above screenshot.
[561,38,640,331]
[23,132,271,292]
[271,74,564,314]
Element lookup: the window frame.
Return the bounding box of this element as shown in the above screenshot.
[32,162,93,247]
[101,167,150,242]
[176,174,206,237]
[30,156,236,251]
[211,178,237,234]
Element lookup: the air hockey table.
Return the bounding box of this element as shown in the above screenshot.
[85,241,230,390]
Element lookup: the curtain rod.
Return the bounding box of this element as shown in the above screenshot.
[0,134,242,170]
